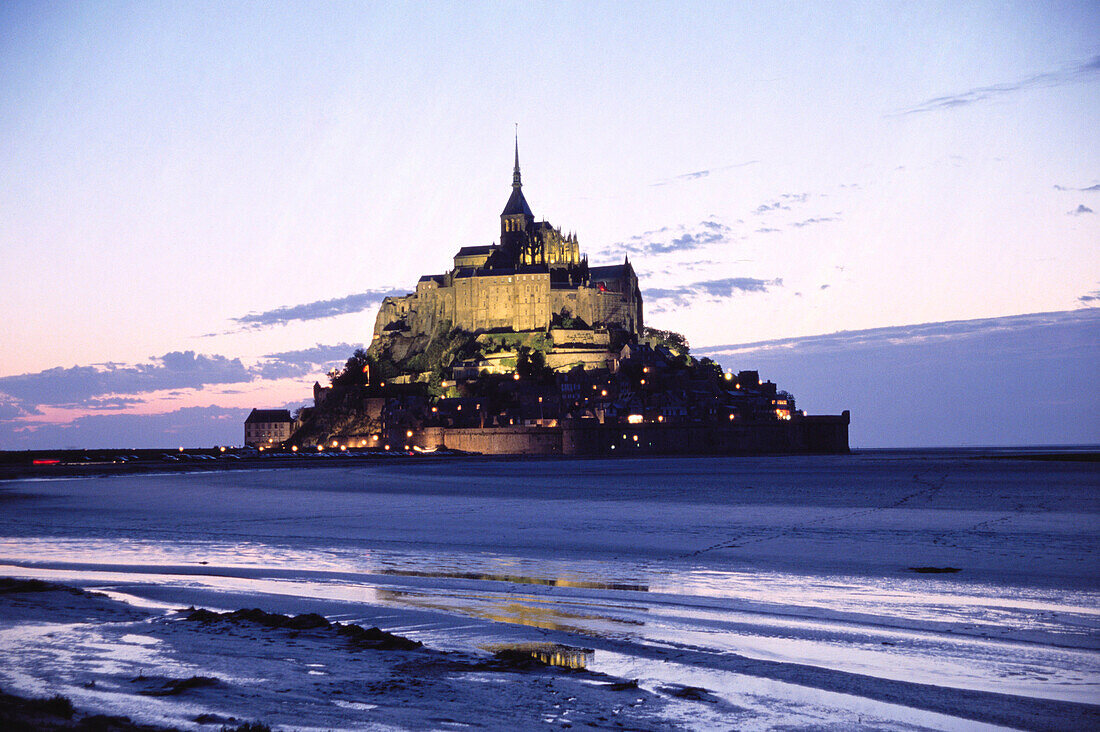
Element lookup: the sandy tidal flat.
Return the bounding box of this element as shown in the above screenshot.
[0,452,1098,729]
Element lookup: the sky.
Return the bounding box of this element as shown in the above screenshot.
[1,1,1097,449]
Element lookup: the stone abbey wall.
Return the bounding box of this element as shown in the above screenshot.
[373,269,641,341]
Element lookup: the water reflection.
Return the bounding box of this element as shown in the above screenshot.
[378,588,645,635]
[380,568,648,592]
[483,642,593,669]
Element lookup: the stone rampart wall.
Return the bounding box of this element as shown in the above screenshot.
[413,414,850,456]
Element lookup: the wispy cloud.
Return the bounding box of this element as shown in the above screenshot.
[256,343,364,380]
[2,405,252,450]
[1080,288,1100,306]
[82,396,146,411]
[225,287,406,332]
[650,160,760,187]
[612,220,733,257]
[1054,183,1100,192]
[791,216,839,228]
[0,399,26,423]
[1068,204,1094,216]
[695,309,1100,358]
[644,277,782,308]
[894,54,1100,115]
[753,193,809,214]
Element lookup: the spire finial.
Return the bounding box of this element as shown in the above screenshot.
[513,124,522,189]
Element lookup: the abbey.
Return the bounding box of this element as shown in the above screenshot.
[372,140,643,341]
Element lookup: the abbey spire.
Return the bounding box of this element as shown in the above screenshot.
[513,132,522,189]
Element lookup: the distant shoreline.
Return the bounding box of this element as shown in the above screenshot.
[0,445,1095,482]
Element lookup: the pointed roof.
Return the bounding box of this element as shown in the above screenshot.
[513,133,522,188]
[502,133,534,217]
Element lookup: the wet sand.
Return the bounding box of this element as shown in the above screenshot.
[1,452,1097,729]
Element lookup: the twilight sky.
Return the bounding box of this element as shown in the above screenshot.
[1,1,1097,449]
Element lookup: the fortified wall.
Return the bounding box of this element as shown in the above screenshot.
[408,413,851,456]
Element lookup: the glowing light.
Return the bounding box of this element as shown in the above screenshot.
[291,445,298,452]
[384,444,390,451]
[317,445,324,451]
[724,372,732,380]
[735,383,741,389]
[331,440,338,448]
[219,446,226,453]
[178,447,184,452]
[640,379,646,385]
[406,430,413,438]
[729,414,735,421]
[632,434,639,442]
[513,373,520,380]
[340,445,347,451]
[657,415,664,423]
[600,389,607,396]
[627,414,644,424]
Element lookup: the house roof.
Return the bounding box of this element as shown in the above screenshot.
[501,186,534,218]
[245,409,292,424]
[455,245,496,257]
[588,264,632,280]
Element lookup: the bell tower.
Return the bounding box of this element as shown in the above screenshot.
[500,133,535,265]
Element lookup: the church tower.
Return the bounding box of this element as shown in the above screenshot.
[500,134,536,265]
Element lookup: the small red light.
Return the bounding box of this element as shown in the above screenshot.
[32,459,60,465]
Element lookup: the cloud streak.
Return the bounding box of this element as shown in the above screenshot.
[1067,204,1094,216]
[0,352,251,412]
[1054,183,1100,192]
[791,216,839,228]
[0,343,363,415]
[227,287,407,331]
[895,54,1100,115]
[3,406,252,450]
[650,160,760,187]
[753,193,809,214]
[612,220,733,257]
[644,277,782,308]
[695,309,1100,358]
[256,343,365,380]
